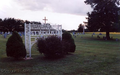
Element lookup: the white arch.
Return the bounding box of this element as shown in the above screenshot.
[24,23,62,58]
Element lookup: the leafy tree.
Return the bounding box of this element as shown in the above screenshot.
[78,24,84,32]
[6,31,26,59]
[2,18,22,32]
[85,0,120,39]
[14,19,24,32]
[3,18,16,32]
[1,18,25,32]
[0,17,43,32]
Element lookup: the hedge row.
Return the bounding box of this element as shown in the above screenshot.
[6,31,76,59]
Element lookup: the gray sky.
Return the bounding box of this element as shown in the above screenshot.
[0,0,92,30]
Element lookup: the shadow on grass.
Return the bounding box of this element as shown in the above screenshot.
[0,53,74,63]
[0,57,26,62]
[35,53,73,61]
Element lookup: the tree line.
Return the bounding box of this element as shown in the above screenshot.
[0,18,41,32]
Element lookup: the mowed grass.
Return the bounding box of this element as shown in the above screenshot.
[0,32,120,75]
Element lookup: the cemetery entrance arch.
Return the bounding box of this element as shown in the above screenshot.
[24,23,62,58]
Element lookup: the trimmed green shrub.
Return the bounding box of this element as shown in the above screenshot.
[62,31,76,52]
[37,36,65,58]
[6,31,26,59]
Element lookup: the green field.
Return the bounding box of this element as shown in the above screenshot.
[0,32,120,75]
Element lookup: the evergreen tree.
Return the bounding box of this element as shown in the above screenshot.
[62,31,76,52]
[6,31,26,59]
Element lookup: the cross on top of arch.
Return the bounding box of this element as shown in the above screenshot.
[43,17,48,25]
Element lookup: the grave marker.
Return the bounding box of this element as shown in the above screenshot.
[4,32,7,38]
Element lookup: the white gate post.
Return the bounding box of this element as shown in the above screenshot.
[25,23,32,58]
[24,23,27,52]
[29,23,31,58]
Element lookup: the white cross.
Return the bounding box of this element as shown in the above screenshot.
[43,17,48,25]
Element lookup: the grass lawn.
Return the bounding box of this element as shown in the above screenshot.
[0,32,120,75]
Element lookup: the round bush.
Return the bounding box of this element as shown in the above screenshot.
[6,31,26,59]
[37,36,65,58]
[62,31,76,53]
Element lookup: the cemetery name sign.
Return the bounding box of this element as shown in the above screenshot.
[24,23,62,58]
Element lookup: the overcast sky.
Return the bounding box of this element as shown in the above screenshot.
[0,0,92,30]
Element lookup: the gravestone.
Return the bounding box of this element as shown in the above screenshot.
[2,32,3,35]
[73,32,75,36]
[10,32,12,35]
[99,33,102,35]
[92,33,95,37]
[116,38,118,41]
[4,32,7,38]
[7,32,10,35]
[97,35,100,38]
[103,36,107,40]
[92,35,93,37]
[19,32,22,38]
[92,33,95,35]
